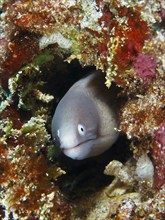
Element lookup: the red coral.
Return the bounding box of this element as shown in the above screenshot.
[114,9,150,71]
[133,53,157,83]
[97,35,110,63]
[154,123,165,146]
[14,12,55,31]
[0,105,29,129]
[97,6,150,81]
[6,0,75,34]
[0,33,39,89]
[152,123,165,189]
[0,143,10,185]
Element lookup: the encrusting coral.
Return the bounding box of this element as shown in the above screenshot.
[0,0,164,219]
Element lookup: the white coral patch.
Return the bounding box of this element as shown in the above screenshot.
[80,0,102,31]
[135,154,154,181]
[39,32,73,50]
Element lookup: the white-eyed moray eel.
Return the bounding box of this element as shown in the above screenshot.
[51,72,119,160]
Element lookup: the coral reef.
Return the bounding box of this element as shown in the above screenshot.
[0,0,164,219]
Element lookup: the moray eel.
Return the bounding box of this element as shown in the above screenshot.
[51,72,119,160]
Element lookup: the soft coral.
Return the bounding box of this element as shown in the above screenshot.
[133,53,157,83]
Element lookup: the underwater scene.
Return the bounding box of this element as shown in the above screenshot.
[0,0,164,219]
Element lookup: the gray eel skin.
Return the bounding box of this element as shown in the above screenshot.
[51,72,119,160]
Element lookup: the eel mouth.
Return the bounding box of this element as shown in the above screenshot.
[62,138,96,152]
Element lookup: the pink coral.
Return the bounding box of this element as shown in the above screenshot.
[152,123,165,189]
[154,123,165,146]
[133,53,157,83]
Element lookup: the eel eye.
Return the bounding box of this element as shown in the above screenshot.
[78,124,86,136]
